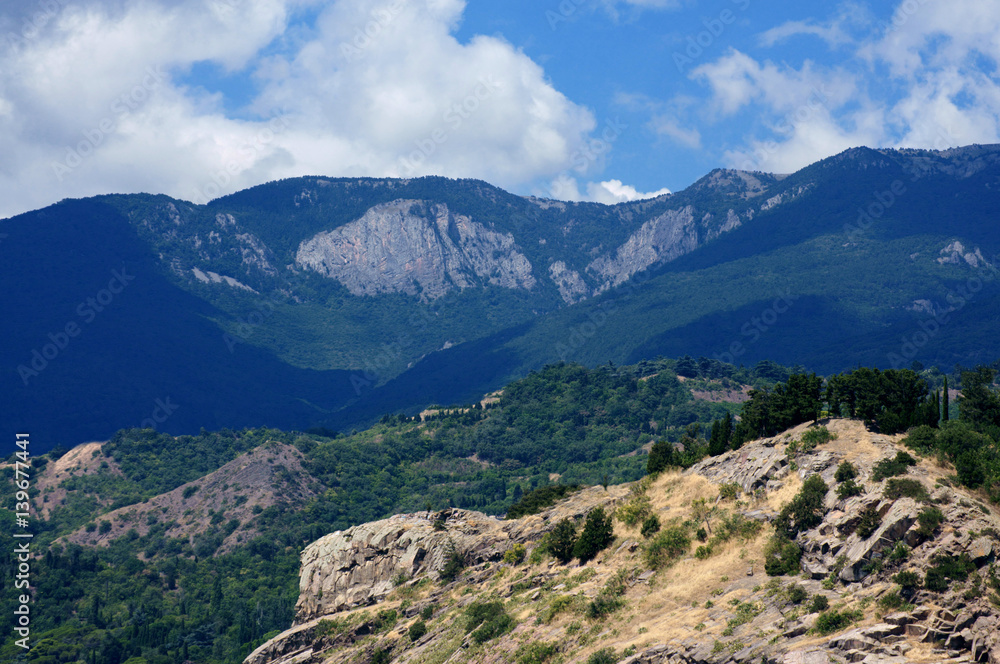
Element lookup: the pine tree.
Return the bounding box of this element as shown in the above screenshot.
[943,377,950,421]
[708,419,725,456]
[573,507,615,562]
[548,519,578,564]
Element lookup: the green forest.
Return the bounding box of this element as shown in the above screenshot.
[3,357,1000,663]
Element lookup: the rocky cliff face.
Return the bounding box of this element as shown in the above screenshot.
[295,200,537,299]
[586,206,743,291]
[247,419,1000,664]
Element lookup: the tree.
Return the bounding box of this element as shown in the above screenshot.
[675,355,699,378]
[548,519,578,563]
[573,507,615,562]
[942,376,950,422]
[690,498,717,535]
[646,439,675,475]
[708,419,726,456]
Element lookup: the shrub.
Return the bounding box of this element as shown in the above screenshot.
[836,479,863,500]
[924,554,976,592]
[695,527,708,542]
[878,591,908,611]
[809,594,829,613]
[916,506,944,537]
[373,609,397,632]
[439,542,465,583]
[420,605,434,621]
[695,545,713,559]
[616,494,652,527]
[872,451,918,481]
[99,521,112,534]
[887,542,910,562]
[903,425,938,454]
[884,478,930,502]
[574,507,615,563]
[465,601,514,643]
[801,426,836,448]
[408,619,427,641]
[764,536,802,576]
[775,475,828,537]
[182,485,199,499]
[719,483,741,500]
[503,543,527,565]
[548,519,577,564]
[814,609,862,635]
[506,485,581,519]
[834,461,858,482]
[645,526,691,569]
[787,584,808,604]
[586,648,618,664]
[371,648,391,664]
[640,514,661,539]
[855,506,882,539]
[893,570,921,590]
[587,570,629,619]
[517,642,560,664]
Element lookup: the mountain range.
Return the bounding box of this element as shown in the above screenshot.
[4,144,1000,451]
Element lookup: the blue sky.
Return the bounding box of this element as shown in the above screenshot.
[1,0,998,218]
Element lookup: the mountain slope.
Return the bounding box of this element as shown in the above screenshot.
[5,146,1000,450]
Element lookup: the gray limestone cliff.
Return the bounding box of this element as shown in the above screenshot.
[295,200,536,298]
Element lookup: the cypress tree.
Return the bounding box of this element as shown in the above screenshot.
[708,420,725,456]
[943,377,950,421]
[723,412,734,450]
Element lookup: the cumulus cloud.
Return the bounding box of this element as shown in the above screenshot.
[543,175,669,204]
[670,0,1000,174]
[0,0,599,218]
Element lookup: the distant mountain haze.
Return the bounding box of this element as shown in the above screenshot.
[3,145,999,452]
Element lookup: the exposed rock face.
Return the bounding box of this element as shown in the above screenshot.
[587,206,700,289]
[250,420,1000,664]
[295,485,626,621]
[295,200,536,298]
[938,240,989,268]
[548,261,589,304]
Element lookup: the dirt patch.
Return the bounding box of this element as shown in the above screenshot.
[34,441,121,518]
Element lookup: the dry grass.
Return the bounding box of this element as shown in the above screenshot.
[34,441,119,518]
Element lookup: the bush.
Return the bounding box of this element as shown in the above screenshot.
[809,594,829,613]
[373,609,397,632]
[574,507,615,563]
[924,554,976,592]
[439,542,465,583]
[644,526,691,569]
[916,506,944,537]
[616,494,652,526]
[834,461,858,482]
[718,483,741,500]
[893,570,921,590]
[640,514,661,539]
[884,478,930,502]
[587,570,629,619]
[836,479,863,500]
[872,451,918,482]
[814,609,862,635]
[878,591,907,611]
[586,648,618,664]
[775,475,828,537]
[903,425,938,454]
[465,601,514,643]
[503,543,527,565]
[855,506,882,539]
[548,519,577,564]
[787,584,808,604]
[517,642,560,664]
[371,648,391,664]
[182,485,199,499]
[408,619,427,641]
[801,426,836,448]
[764,536,802,576]
[420,605,434,621]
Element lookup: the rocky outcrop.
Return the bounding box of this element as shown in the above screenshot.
[548,261,589,304]
[295,485,627,620]
[587,206,700,290]
[295,200,536,299]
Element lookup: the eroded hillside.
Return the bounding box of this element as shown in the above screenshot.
[246,419,1000,664]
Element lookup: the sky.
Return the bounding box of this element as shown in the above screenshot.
[1,0,999,219]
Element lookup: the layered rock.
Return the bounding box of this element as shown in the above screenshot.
[295,200,536,299]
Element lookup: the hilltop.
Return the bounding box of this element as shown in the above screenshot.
[247,419,1000,664]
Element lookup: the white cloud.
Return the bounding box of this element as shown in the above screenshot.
[0,0,599,218]
[758,2,869,49]
[543,175,669,204]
